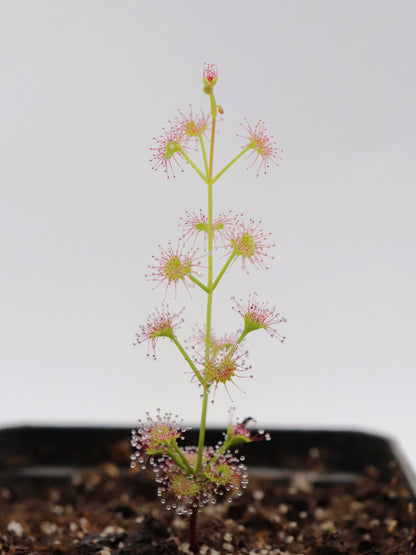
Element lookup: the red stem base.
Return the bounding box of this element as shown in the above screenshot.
[189,510,198,553]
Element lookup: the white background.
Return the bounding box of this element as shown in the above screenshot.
[1,1,416,472]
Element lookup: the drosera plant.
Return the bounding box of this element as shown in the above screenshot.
[132,63,285,553]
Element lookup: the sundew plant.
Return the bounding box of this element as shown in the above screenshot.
[131,64,285,553]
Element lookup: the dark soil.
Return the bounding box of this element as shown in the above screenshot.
[1,447,415,554]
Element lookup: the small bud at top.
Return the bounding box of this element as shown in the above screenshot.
[202,63,218,94]
[203,63,218,84]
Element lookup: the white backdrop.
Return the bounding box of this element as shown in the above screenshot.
[1,1,416,472]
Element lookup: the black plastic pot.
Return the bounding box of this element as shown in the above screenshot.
[1,426,415,552]
[0,426,415,495]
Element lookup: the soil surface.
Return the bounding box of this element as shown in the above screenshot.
[1,446,415,554]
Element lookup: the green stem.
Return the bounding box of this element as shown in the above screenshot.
[170,442,194,474]
[172,338,204,386]
[196,91,217,472]
[205,441,227,468]
[220,329,249,362]
[220,329,249,361]
[212,251,236,291]
[196,386,209,471]
[166,447,191,473]
[179,149,207,182]
[236,329,249,345]
[211,146,250,184]
[188,273,209,293]
[196,189,213,473]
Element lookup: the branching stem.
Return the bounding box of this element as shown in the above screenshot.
[211,146,250,184]
[180,149,208,182]
[188,273,209,293]
[212,251,236,291]
[172,338,204,386]
[165,447,191,473]
[170,442,194,474]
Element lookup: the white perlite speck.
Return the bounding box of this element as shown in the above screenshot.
[101,525,125,536]
[41,521,58,535]
[7,521,24,537]
[224,532,233,542]
[253,489,264,500]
